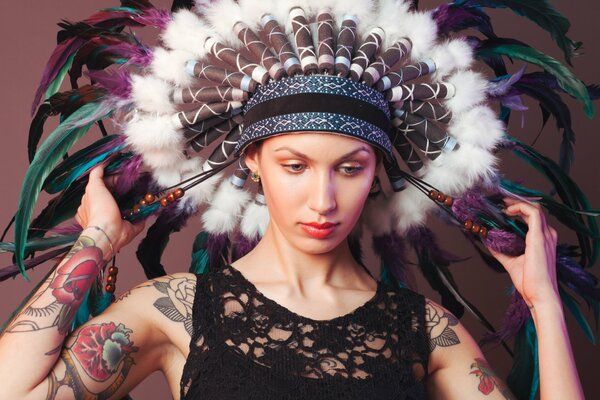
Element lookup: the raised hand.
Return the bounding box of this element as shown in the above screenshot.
[75,164,146,254]
[487,198,559,308]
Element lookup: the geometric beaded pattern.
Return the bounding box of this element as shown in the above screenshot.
[237,111,393,155]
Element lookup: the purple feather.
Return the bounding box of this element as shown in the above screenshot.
[0,247,70,282]
[31,37,85,115]
[231,232,259,261]
[481,290,530,345]
[114,155,143,196]
[134,8,172,30]
[106,42,154,67]
[50,223,83,235]
[485,229,526,256]
[207,233,230,270]
[87,69,133,99]
[557,245,600,301]
[372,232,410,285]
[432,3,495,38]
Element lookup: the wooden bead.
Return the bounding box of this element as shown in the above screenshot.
[436,193,446,202]
[174,188,185,199]
[428,190,439,200]
[107,274,117,284]
[139,199,148,206]
[160,197,169,206]
[132,204,141,213]
[105,283,116,293]
[463,220,473,230]
[126,210,134,218]
[108,266,119,275]
[167,193,176,203]
[471,224,481,234]
[444,196,454,207]
[479,227,488,237]
[144,193,156,203]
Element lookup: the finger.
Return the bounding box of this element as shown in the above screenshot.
[89,164,105,181]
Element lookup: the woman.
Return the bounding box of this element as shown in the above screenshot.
[0,129,584,399]
[0,0,594,398]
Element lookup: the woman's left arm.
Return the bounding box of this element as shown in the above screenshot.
[488,199,583,400]
[426,199,583,399]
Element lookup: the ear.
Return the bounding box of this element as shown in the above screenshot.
[243,143,260,173]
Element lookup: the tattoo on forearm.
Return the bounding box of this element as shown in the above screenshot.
[470,358,516,399]
[46,322,138,400]
[424,301,460,352]
[152,276,196,336]
[7,235,104,335]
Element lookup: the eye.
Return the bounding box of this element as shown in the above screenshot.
[282,163,306,173]
[339,164,363,176]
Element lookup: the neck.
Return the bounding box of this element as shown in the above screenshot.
[239,222,374,295]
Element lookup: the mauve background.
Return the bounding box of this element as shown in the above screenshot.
[0,1,598,398]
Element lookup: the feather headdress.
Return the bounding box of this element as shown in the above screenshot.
[2,1,599,397]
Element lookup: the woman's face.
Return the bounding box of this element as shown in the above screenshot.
[245,133,380,254]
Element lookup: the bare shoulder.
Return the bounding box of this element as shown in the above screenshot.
[109,272,198,346]
[424,298,515,399]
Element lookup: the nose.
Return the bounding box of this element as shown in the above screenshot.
[308,170,337,215]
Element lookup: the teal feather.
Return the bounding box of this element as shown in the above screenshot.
[560,287,596,344]
[0,234,77,254]
[506,138,600,266]
[44,136,125,194]
[15,101,113,277]
[507,318,540,400]
[379,261,407,288]
[190,231,210,275]
[456,0,581,64]
[44,52,76,101]
[477,43,594,118]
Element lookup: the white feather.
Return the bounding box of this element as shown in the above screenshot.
[125,114,183,153]
[202,180,252,233]
[370,0,411,49]
[238,0,277,30]
[141,149,186,170]
[153,167,183,188]
[425,143,498,194]
[162,10,210,57]
[448,105,505,150]
[444,70,489,115]
[182,169,221,207]
[391,185,435,233]
[151,48,195,87]
[204,0,244,45]
[430,39,474,78]
[329,0,375,28]
[395,9,437,61]
[240,201,270,238]
[130,75,175,114]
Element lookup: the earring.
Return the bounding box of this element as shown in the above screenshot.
[250,171,260,183]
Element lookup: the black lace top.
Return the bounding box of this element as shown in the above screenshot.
[180,264,429,399]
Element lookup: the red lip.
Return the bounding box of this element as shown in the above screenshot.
[300,222,338,239]
[304,222,336,229]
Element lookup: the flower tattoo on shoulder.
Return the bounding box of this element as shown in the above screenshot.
[152,276,196,336]
[424,300,460,353]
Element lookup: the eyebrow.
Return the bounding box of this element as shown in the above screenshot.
[273,146,372,162]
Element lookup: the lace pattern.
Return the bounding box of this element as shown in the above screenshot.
[180,264,429,399]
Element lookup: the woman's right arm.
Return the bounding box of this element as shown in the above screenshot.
[0,165,164,398]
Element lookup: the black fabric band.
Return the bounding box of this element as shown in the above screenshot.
[243,92,391,133]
